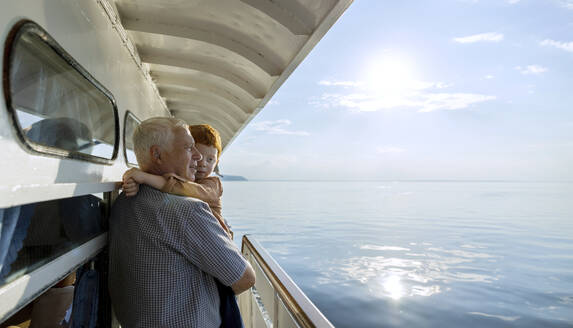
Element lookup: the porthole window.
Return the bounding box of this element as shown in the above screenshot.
[3,21,118,163]
[123,111,140,167]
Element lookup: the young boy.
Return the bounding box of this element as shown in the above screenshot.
[122,124,232,238]
[122,124,242,327]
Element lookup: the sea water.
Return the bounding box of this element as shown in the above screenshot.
[222,181,573,328]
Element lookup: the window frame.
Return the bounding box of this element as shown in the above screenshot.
[2,20,120,165]
[123,110,141,167]
[0,233,107,321]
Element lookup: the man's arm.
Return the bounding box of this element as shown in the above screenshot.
[232,262,255,294]
[178,201,255,291]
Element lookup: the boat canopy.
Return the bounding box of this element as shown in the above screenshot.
[111,0,352,149]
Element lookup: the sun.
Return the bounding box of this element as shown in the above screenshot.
[363,54,420,97]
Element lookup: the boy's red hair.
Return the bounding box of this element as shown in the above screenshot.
[189,124,222,159]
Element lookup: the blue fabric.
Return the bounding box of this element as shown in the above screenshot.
[70,266,99,328]
[216,279,244,328]
[0,204,34,279]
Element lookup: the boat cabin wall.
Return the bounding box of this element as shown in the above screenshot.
[0,0,167,206]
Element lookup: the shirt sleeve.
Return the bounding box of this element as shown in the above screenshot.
[204,177,232,232]
[198,177,223,197]
[162,174,220,206]
[177,200,247,286]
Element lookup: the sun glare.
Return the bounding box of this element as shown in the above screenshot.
[382,275,404,300]
[364,55,420,97]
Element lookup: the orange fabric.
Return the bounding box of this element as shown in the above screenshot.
[161,174,231,238]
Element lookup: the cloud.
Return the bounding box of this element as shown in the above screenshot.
[312,93,414,112]
[418,93,496,112]
[484,75,495,79]
[319,80,363,87]
[515,65,548,75]
[453,32,504,44]
[377,146,406,154]
[507,0,520,3]
[314,72,495,113]
[558,0,573,9]
[251,119,309,136]
[312,90,496,113]
[540,39,573,52]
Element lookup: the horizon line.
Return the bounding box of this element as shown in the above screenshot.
[223,178,573,183]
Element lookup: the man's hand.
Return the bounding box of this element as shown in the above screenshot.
[122,178,139,197]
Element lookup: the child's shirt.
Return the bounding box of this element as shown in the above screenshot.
[161,174,231,237]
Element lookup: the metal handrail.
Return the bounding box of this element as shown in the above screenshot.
[241,235,334,328]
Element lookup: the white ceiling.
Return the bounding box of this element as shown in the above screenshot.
[114,0,353,149]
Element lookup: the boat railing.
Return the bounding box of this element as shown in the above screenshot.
[239,235,334,328]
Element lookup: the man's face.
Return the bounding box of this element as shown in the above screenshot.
[159,127,202,181]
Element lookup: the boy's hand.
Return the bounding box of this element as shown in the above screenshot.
[122,178,139,197]
[123,168,144,197]
[123,167,145,184]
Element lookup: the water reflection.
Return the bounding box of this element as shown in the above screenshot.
[224,181,573,326]
[380,275,404,300]
[318,243,498,300]
[559,296,573,305]
[360,244,410,251]
[468,312,520,322]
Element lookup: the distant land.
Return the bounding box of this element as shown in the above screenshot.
[220,174,248,181]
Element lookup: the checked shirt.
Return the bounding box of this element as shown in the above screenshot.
[109,185,247,328]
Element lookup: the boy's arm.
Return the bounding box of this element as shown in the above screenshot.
[162,174,220,204]
[163,175,232,239]
[123,168,168,191]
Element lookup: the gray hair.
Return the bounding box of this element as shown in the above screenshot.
[133,117,188,168]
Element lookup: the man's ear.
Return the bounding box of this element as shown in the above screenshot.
[150,145,161,164]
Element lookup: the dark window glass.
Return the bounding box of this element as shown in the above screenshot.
[5,21,118,162]
[0,194,104,286]
[123,111,140,166]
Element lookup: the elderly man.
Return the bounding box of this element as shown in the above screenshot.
[109,117,255,327]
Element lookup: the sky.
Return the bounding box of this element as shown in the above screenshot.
[220,0,573,181]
